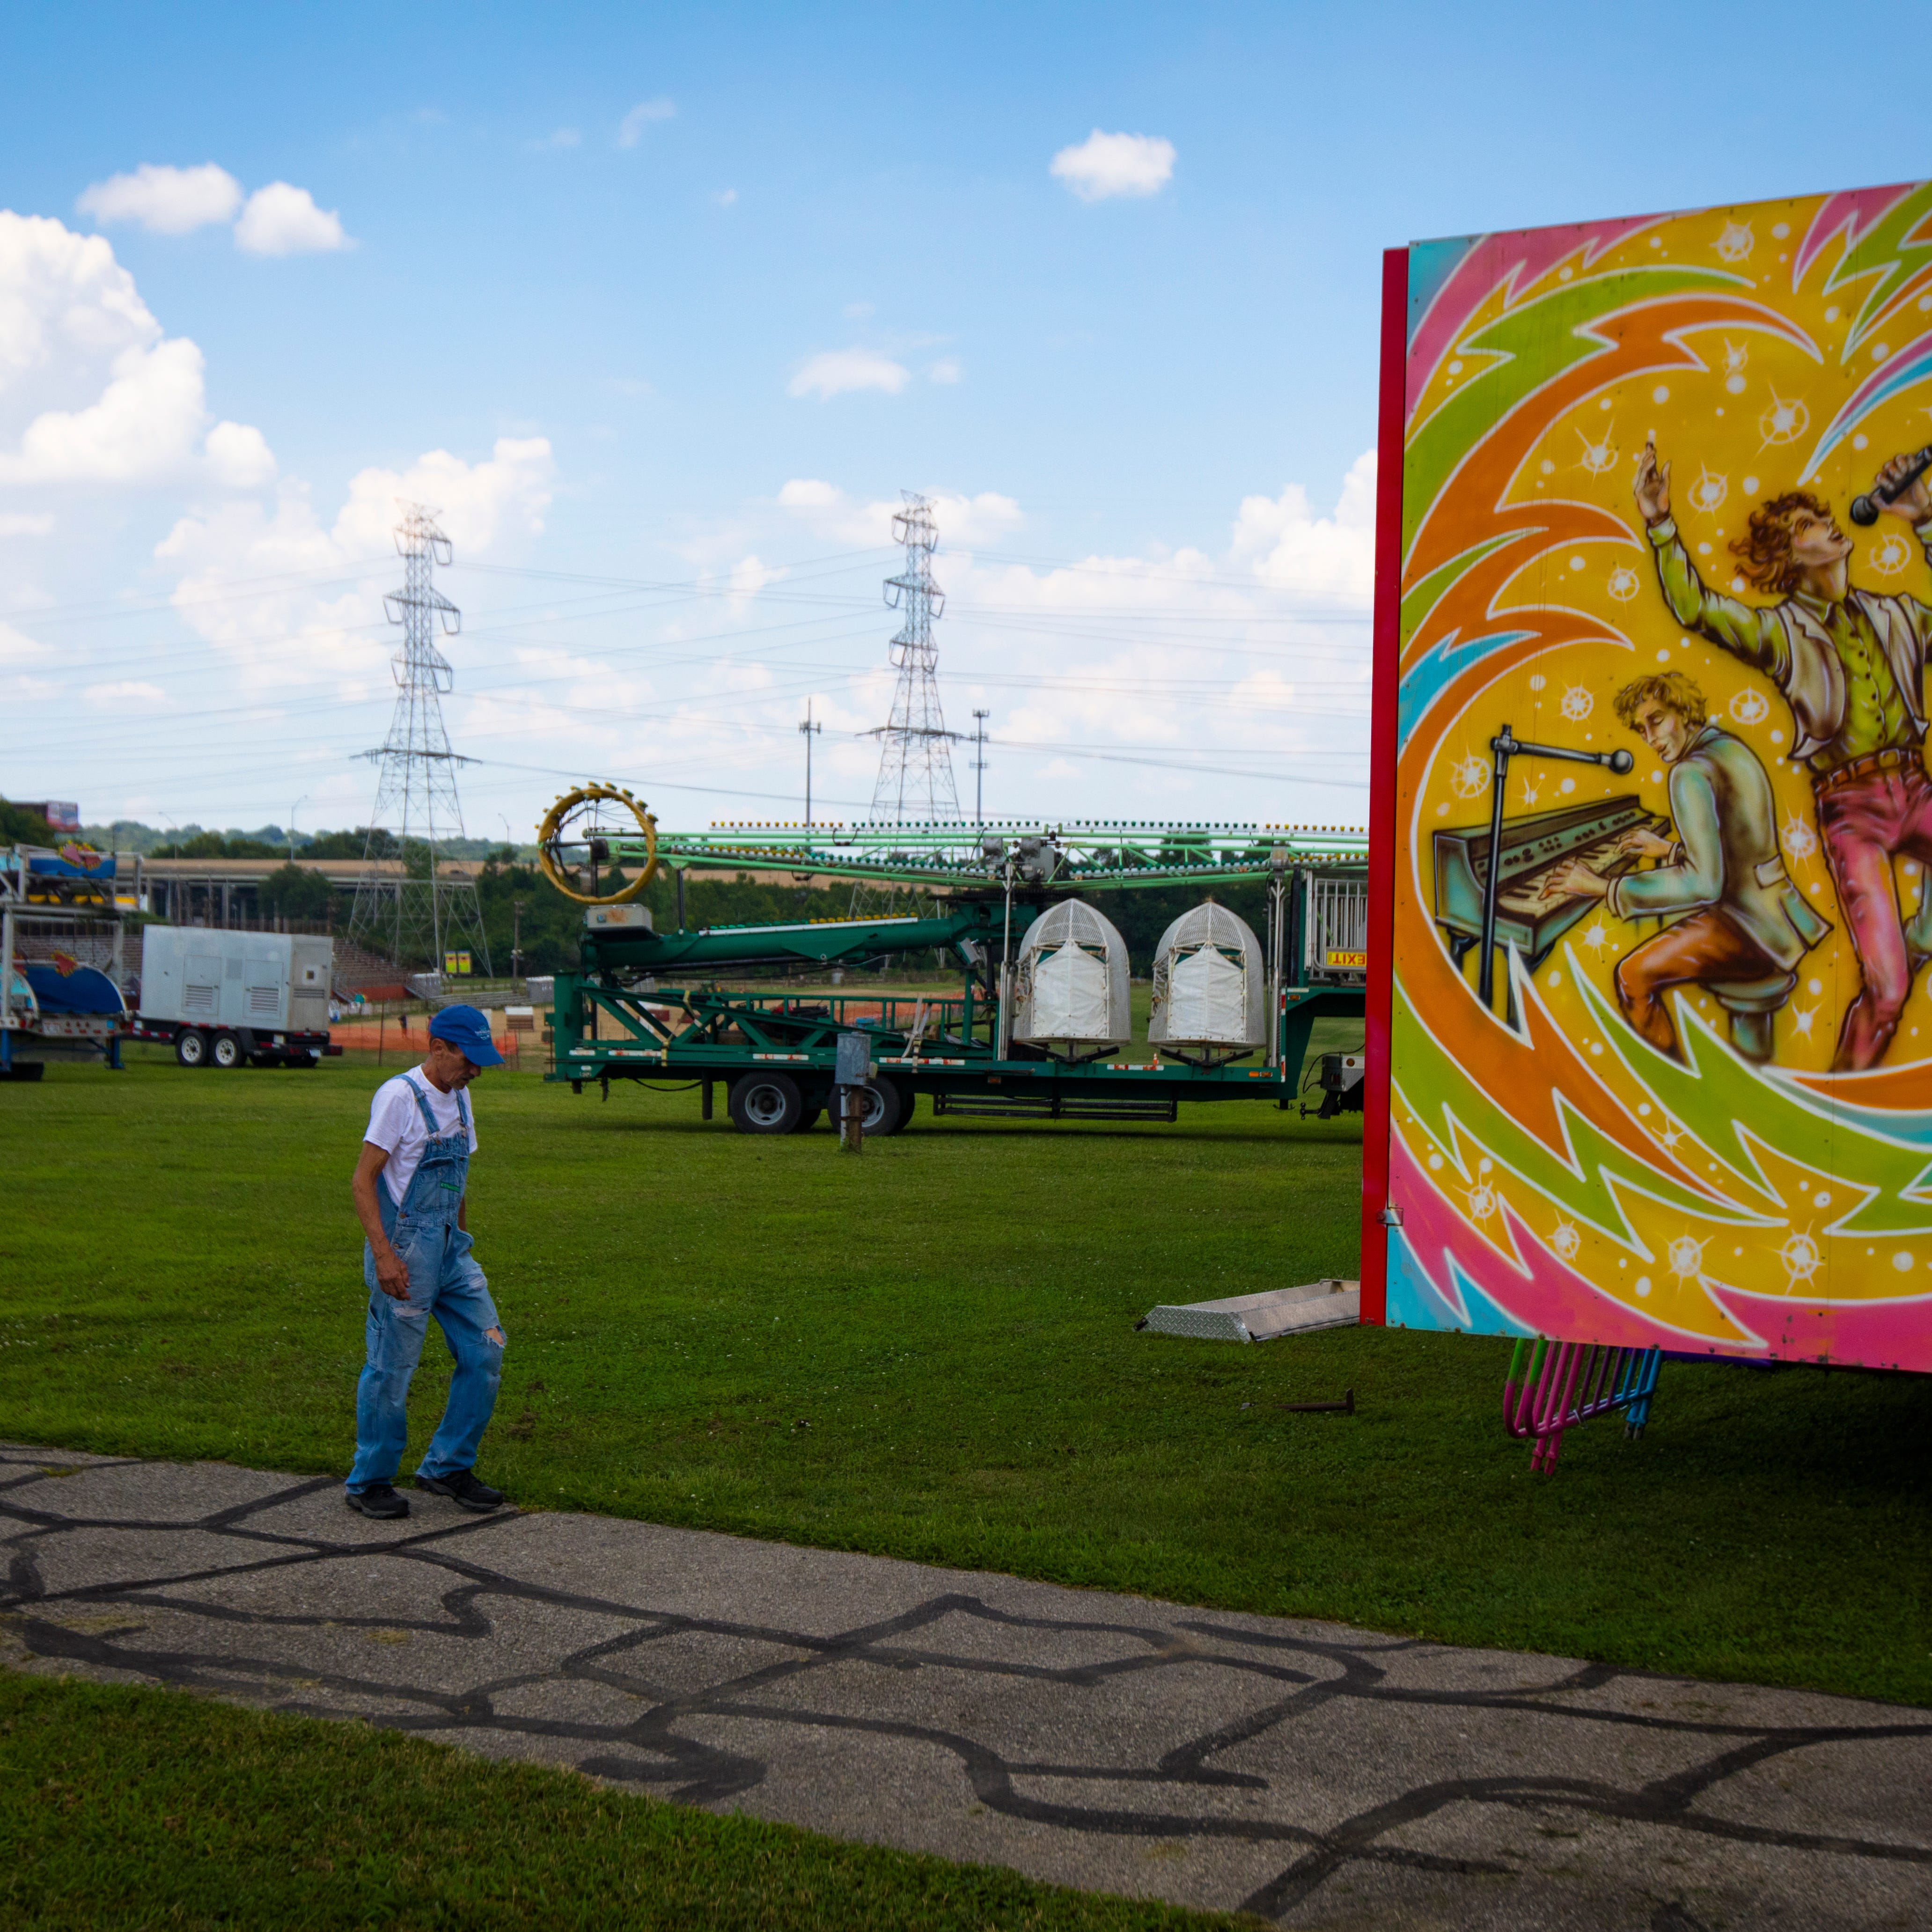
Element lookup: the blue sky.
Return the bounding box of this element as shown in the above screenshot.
[2,3,1923,839]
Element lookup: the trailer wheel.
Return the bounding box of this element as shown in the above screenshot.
[729,1071,803,1134]
[175,1029,209,1068]
[856,1078,907,1137]
[210,1030,244,1070]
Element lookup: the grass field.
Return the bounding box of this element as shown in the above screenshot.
[3,1043,1931,1706]
[0,1673,1251,1932]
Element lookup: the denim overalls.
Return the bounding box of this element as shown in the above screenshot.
[347,1079,504,1495]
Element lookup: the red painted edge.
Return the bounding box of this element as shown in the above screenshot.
[1359,244,1409,1326]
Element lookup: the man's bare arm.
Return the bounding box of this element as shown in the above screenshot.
[353,1144,411,1300]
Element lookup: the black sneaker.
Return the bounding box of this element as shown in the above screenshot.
[345,1484,410,1521]
[415,1469,505,1512]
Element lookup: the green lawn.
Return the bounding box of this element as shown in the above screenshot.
[0,1674,1254,1932]
[3,1044,1930,1705]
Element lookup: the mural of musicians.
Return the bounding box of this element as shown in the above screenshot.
[1631,433,1932,1069]
[1550,669,1829,1063]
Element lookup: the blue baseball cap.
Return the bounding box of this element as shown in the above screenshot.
[428,1003,505,1066]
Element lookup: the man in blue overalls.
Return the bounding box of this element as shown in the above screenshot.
[345,1004,507,1520]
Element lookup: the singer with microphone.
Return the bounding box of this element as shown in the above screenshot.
[1633,434,1932,1070]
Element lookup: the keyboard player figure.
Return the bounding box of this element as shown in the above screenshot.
[1631,433,1932,1069]
[1549,671,1829,1063]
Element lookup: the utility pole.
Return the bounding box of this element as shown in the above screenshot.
[511,898,525,982]
[799,700,823,825]
[971,710,990,825]
[347,504,491,978]
[288,796,307,863]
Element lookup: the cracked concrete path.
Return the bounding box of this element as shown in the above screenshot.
[3,1444,1928,1930]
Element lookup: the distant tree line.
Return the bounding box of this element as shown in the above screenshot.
[0,799,59,845]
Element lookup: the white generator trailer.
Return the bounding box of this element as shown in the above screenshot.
[133,929,338,1068]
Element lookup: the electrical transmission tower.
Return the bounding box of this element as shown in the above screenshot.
[867,493,962,823]
[851,494,962,922]
[347,505,492,978]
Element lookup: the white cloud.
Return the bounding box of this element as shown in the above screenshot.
[0,336,208,485]
[0,213,156,386]
[618,98,676,146]
[0,620,50,662]
[234,183,351,256]
[0,216,276,489]
[713,188,738,207]
[0,512,52,536]
[85,678,167,705]
[776,477,841,512]
[778,478,1023,550]
[529,127,583,152]
[1229,449,1376,600]
[77,163,242,235]
[154,435,556,695]
[726,553,785,611]
[928,358,962,385]
[206,419,276,489]
[788,349,910,400]
[1050,130,1175,202]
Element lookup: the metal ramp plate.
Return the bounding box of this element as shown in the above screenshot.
[1138,1278,1359,1343]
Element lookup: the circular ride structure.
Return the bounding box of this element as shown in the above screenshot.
[536,785,659,905]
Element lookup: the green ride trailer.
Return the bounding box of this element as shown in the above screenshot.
[536,787,1368,1135]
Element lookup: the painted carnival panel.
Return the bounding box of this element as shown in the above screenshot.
[1388,182,1932,1370]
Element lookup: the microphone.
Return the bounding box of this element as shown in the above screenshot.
[1607,749,1634,774]
[1851,445,1932,526]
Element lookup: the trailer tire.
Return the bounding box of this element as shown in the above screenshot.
[210,1030,245,1070]
[728,1071,804,1134]
[856,1078,907,1137]
[175,1029,209,1068]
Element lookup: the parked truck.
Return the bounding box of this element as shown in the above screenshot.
[130,929,340,1068]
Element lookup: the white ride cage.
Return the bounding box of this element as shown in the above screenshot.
[1012,900,1131,1058]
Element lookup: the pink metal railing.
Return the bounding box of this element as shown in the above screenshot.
[1503,1337,1661,1473]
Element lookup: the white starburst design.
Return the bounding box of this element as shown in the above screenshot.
[1722,338,1748,375]
[1689,464,1729,514]
[1607,565,1640,602]
[1466,1184,1498,1222]
[1778,1227,1823,1291]
[1656,1120,1684,1150]
[1781,812,1817,859]
[1560,684,1594,722]
[1729,687,1771,726]
[1521,779,1542,807]
[1791,1004,1816,1038]
[1551,1220,1582,1262]
[1449,753,1490,799]
[1583,919,1610,955]
[1712,220,1754,264]
[1870,532,1913,577]
[1759,390,1810,450]
[1667,1233,1709,1281]
[1576,423,1618,475]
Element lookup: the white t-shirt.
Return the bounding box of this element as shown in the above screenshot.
[365,1067,478,1205]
